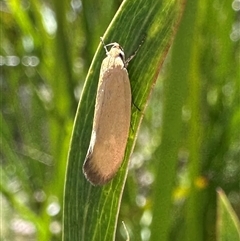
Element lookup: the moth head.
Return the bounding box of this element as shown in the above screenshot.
[107,43,125,62]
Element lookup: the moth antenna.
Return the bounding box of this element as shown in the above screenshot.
[125,35,146,67]
[100,37,119,55]
[100,37,109,55]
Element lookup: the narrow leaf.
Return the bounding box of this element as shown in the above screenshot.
[63,0,185,240]
[217,188,240,241]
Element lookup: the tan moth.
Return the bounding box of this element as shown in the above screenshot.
[83,37,141,185]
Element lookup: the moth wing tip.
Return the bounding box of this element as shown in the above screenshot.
[82,158,111,186]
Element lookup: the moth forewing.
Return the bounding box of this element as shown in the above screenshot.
[83,43,131,185]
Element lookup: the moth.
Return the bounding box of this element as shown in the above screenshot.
[83,37,142,185]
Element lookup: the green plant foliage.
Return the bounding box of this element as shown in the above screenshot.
[217,188,240,241]
[1,0,239,240]
[63,0,184,240]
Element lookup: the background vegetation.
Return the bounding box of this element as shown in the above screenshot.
[1,0,239,241]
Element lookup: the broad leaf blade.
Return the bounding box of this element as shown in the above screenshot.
[63,0,185,240]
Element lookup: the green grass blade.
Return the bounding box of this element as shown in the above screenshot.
[217,188,240,241]
[150,1,198,240]
[63,0,185,240]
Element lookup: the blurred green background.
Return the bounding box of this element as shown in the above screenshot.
[1,0,239,241]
